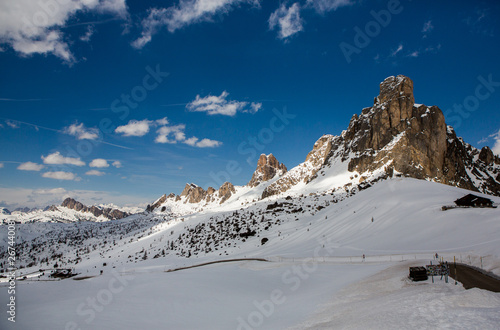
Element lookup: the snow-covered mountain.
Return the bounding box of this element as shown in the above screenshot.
[145,75,499,219]
[0,198,134,224]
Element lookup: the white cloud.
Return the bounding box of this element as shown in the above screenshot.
[306,0,353,14]
[89,159,109,168]
[193,138,222,148]
[5,120,19,129]
[0,187,150,209]
[156,117,169,126]
[112,160,122,168]
[269,3,303,39]
[132,0,260,48]
[391,44,403,57]
[42,171,80,181]
[115,119,153,137]
[17,162,45,171]
[0,0,128,63]
[187,91,261,116]
[80,25,95,42]
[34,188,67,195]
[183,136,199,146]
[408,51,419,58]
[422,20,434,33]
[0,163,4,169]
[114,116,222,148]
[491,129,500,156]
[183,136,222,148]
[64,122,99,140]
[42,152,85,166]
[155,124,187,144]
[86,170,106,176]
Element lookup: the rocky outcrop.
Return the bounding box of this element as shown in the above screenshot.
[146,194,167,212]
[219,182,236,204]
[247,154,287,187]
[345,76,447,181]
[263,75,500,198]
[179,183,208,203]
[45,205,59,212]
[61,198,129,220]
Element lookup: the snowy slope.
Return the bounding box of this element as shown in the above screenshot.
[1,178,500,329]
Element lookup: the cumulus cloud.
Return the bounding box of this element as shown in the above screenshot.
[306,0,353,14]
[115,119,152,137]
[42,151,85,166]
[89,159,109,168]
[186,137,222,148]
[0,0,128,63]
[64,122,99,140]
[132,0,260,48]
[187,91,261,116]
[86,170,106,176]
[269,3,303,39]
[155,117,169,126]
[115,116,222,148]
[42,171,80,181]
[112,160,122,168]
[17,162,45,171]
[155,124,186,144]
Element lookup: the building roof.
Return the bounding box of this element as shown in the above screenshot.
[454,194,493,206]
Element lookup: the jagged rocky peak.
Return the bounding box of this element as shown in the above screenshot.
[346,74,447,181]
[262,75,500,198]
[247,153,287,187]
[61,197,129,220]
[218,182,236,204]
[180,183,198,197]
[169,181,235,205]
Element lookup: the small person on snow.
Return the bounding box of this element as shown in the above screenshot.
[362,254,365,261]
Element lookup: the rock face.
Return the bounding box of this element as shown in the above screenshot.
[146,194,167,212]
[61,198,129,220]
[263,75,500,198]
[345,75,447,181]
[247,154,287,187]
[155,181,237,207]
[180,183,208,203]
[218,182,236,204]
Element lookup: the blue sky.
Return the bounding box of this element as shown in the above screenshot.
[0,0,499,208]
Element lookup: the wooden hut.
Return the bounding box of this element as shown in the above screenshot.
[454,194,493,208]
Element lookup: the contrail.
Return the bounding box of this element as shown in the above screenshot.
[160,103,189,107]
[0,98,52,101]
